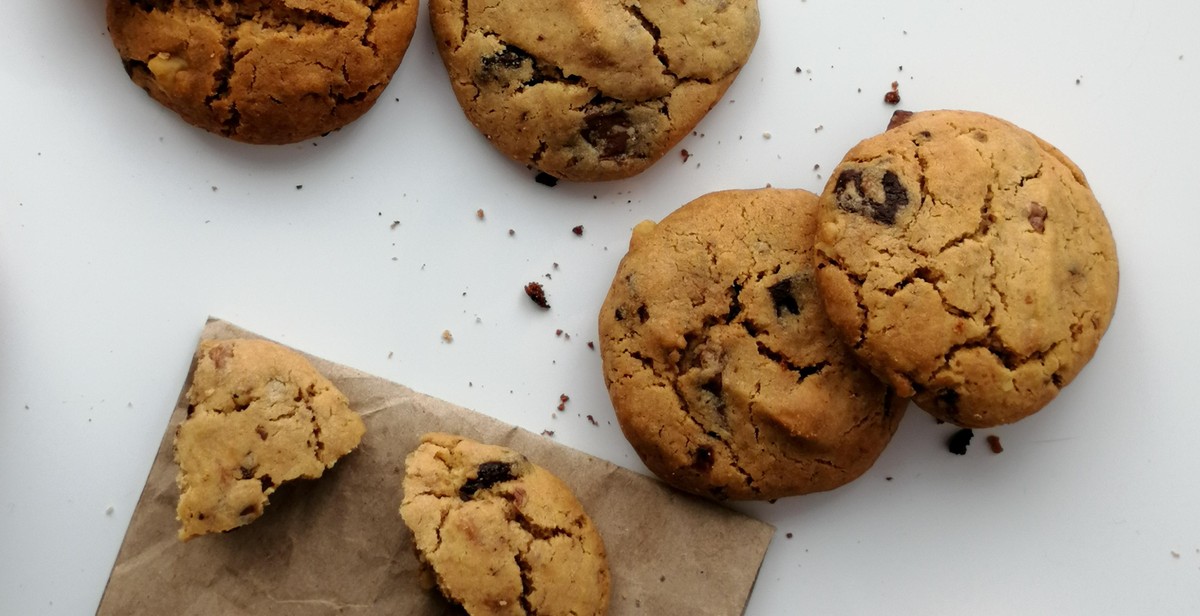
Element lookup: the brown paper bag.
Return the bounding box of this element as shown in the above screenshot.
[97,318,774,615]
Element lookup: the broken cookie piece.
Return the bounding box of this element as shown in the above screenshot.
[400,433,610,615]
[174,338,365,541]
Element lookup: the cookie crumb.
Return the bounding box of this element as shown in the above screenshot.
[524,282,550,309]
[785,532,793,539]
[476,208,485,220]
[441,330,454,343]
[210,186,218,192]
[885,476,893,481]
[557,394,569,411]
[534,172,559,187]
[541,429,556,437]
[508,229,515,236]
[295,184,303,190]
[586,415,599,426]
[572,225,584,236]
[884,81,901,105]
[814,125,824,133]
[948,428,974,455]
[556,329,564,337]
[986,434,1004,454]
[587,341,595,350]
[1171,551,1181,559]
[680,149,691,163]
[105,506,114,516]
[762,132,771,139]
[387,351,394,359]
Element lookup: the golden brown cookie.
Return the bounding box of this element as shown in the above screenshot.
[107,0,419,144]
[429,0,760,181]
[814,110,1119,428]
[174,338,365,541]
[599,189,905,501]
[400,433,610,615]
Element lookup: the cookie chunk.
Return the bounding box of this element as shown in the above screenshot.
[107,0,419,144]
[400,433,610,615]
[599,189,906,501]
[814,110,1119,427]
[175,338,365,541]
[429,0,759,181]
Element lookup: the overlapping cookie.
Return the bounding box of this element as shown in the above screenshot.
[429,0,760,181]
[599,188,905,500]
[107,0,419,144]
[175,338,365,540]
[400,433,610,615]
[814,110,1119,428]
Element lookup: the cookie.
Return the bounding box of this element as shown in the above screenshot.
[599,189,906,501]
[175,338,365,541]
[107,0,419,144]
[400,433,610,615]
[814,110,1119,428]
[429,0,759,181]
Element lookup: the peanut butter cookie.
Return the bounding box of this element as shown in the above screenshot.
[429,0,759,181]
[107,0,419,144]
[175,338,365,540]
[814,110,1119,428]
[599,189,905,501]
[400,433,610,615]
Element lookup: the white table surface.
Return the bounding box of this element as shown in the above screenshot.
[3,1,1199,613]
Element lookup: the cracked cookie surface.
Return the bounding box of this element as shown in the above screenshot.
[814,110,1119,428]
[599,189,905,501]
[107,0,419,144]
[399,433,610,616]
[429,0,759,181]
[175,338,365,541]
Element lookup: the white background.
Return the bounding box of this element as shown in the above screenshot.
[3,1,1199,613]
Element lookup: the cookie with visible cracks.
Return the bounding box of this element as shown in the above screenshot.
[814,110,1119,428]
[400,433,610,616]
[174,338,365,541]
[599,189,905,501]
[107,0,419,144]
[429,0,759,181]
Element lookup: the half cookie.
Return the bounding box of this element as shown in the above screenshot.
[814,110,1119,428]
[429,0,760,181]
[599,188,905,500]
[107,0,419,144]
[174,338,365,541]
[400,433,610,615]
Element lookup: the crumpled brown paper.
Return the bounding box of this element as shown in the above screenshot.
[97,318,773,615]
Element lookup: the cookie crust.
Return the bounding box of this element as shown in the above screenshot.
[400,433,610,616]
[429,0,759,181]
[599,189,905,501]
[814,110,1119,427]
[107,0,419,144]
[175,338,365,541]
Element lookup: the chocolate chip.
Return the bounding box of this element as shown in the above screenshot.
[692,445,715,471]
[701,374,723,399]
[883,81,900,105]
[479,46,532,80]
[947,429,974,455]
[460,462,516,499]
[833,169,910,225]
[239,466,255,480]
[986,435,1004,454]
[636,305,649,323]
[534,172,558,187]
[260,475,274,491]
[582,111,632,158]
[935,388,960,413]
[524,282,550,309]
[887,109,914,130]
[768,278,801,317]
[1028,202,1048,233]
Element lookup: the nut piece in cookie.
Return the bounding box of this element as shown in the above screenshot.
[429,0,760,181]
[174,338,365,541]
[400,433,610,615]
[106,0,420,144]
[814,110,1119,427]
[599,189,906,501]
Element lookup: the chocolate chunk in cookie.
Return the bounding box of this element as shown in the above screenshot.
[106,0,419,144]
[599,189,906,501]
[429,0,760,181]
[174,339,365,541]
[400,433,610,615]
[815,110,1119,428]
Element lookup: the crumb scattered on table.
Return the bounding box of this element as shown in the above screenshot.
[441,330,454,343]
[476,208,485,220]
[572,225,584,236]
[524,282,550,309]
[948,428,974,455]
[535,172,558,187]
[884,81,900,105]
[987,434,1003,454]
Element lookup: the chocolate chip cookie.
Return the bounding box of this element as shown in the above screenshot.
[429,0,760,181]
[400,433,610,615]
[107,0,419,144]
[175,338,365,541]
[599,189,906,501]
[815,110,1119,428]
